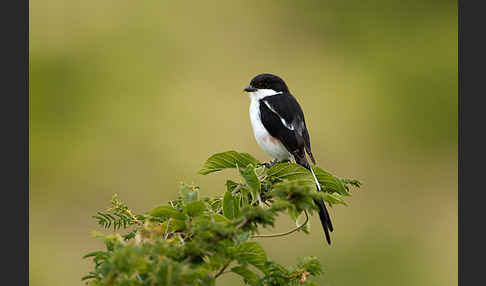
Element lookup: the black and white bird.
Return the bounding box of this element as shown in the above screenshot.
[243,73,334,244]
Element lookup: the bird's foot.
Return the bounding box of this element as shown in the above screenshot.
[263,159,279,168]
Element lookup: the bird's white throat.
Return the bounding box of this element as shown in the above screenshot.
[247,89,282,101]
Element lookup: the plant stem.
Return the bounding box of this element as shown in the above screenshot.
[251,210,309,239]
[236,218,249,229]
[214,261,231,279]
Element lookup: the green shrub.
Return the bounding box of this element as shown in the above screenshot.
[83,151,361,286]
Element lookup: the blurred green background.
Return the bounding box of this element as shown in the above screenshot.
[30,0,457,285]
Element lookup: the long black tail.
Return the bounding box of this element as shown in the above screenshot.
[295,156,334,245]
[313,198,333,244]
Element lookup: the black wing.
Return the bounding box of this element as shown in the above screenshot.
[259,93,315,164]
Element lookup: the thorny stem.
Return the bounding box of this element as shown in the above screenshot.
[251,210,309,239]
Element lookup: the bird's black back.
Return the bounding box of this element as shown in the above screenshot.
[259,92,315,164]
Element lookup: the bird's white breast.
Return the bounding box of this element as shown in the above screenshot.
[248,91,290,161]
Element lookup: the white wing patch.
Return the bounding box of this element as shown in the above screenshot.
[263,100,295,131]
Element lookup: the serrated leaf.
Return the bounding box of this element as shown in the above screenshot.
[236,242,267,272]
[269,162,349,196]
[184,200,207,217]
[238,164,261,203]
[312,166,348,196]
[150,205,187,220]
[198,151,260,175]
[267,162,314,182]
[231,266,260,286]
[223,190,236,219]
[321,192,347,206]
[180,184,199,203]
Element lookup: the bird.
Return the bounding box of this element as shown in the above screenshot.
[243,73,334,244]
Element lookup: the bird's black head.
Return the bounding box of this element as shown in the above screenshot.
[244,73,289,93]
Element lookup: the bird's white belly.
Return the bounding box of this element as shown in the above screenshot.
[249,99,290,161]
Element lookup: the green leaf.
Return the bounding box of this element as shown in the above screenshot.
[321,192,347,206]
[160,218,187,232]
[340,178,362,192]
[184,200,207,217]
[272,180,316,213]
[268,163,349,196]
[150,205,187,220]
[235,242,267,272]
[212,213,231,223]
[235,231,250,243]
[233,194,241,218]
[231,266,261,286]
[254,165,266,177]
[81,273,98,281]
[238,164,261,203]
[226,180,239,192]
[288,208,302,222]
[267,162,314,182]
[223,190,236,219]
[297,256,322,276]
[198,151,260,175]
[179,184,200,203]
[82,251,105,259]
[240,187,250,208]
[312,166,348,196]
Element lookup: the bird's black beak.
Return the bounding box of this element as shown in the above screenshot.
[244,85,257,92]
